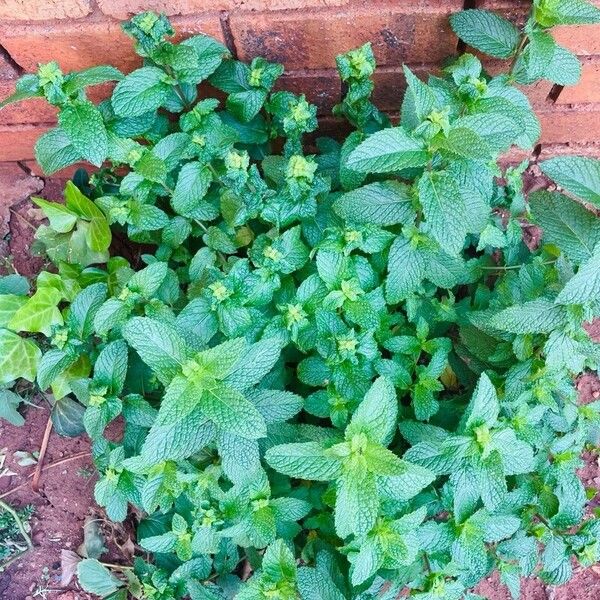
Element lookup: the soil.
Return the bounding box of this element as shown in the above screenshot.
[1,165,600,599]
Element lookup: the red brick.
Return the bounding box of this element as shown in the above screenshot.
[555,57,600,104]
[538,143,600,161]
[230,5,460,71]
[552,0,600,55]
[0,0,91,21]
[0,15,223,74]
[0,52,18,80]
[170,14,226,43]
[22,160,94,179]
[274,70,341,114]
[475,0,531,28]
[372,64,441,112]
[483,60,562,108]
[538,105,600,144]
[0,124,50,161]
[0,80,115,126]
[96,0,349,19]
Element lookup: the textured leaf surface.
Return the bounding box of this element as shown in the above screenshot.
[346,127,428,173]
[450,10,520,58]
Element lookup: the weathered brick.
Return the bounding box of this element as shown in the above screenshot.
[274,70,341,114]
[0,0,91,21]
[538,143,600,161]
[552,0,600,55]
[170,14,226,43]
[97,0,349,19]
[556,57,600,104]
[372,64,440,112]
[538,105,600,144]
[474,0,530,28]
[96,0,230,20]
[0,15,223,74]
[230,5,460,71]
[483,60,553,107]
[0,80,114,125]
[0,50,18,80]
[22,160,94,179]
[0,124,50,161]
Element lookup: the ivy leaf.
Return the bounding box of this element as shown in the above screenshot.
[0,389,25,426]
[450,10,520,58]
[32,197,77,233]
[9,287,63,336]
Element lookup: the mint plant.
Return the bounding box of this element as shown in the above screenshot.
[2,1,600,598]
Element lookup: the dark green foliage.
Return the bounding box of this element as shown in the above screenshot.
[1,2,600,598]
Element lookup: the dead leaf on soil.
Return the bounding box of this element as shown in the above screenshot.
[78,516,108,559]
[60,549,82,587]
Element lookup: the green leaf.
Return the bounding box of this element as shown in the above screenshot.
[59,100,108,167]
[464,373,499,431]
[171,161,213,217]
[122,317,189,384]
[346,126,429,173]
[333,181,415,226]
[32,197,77,233]
[64,66,124,94]
[491,299,566,333]
[111,67,170,117]
[77,559,123,598]
[0,389,25,426]
[200,383,267,439]
[529,190,600,263]
[52,396,86,436]
[9,286,63,336]
[67,283,108,339]
[0,295,27,328]
[223,336,285,391]
[34,127,81,176]
[418,171,468,255]
[335,470,378,538]
[386,237,425,303]
[266,442,342,481]
[348,377,397,446]
[535,0,600,27]
[539,156,600,206]
[450,9,520,58]
[556,250,600,304]
[0,329,41,385]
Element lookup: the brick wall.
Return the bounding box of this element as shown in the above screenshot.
[0,0,599,175]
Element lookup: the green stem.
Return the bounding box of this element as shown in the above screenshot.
[480,260,556,271]
[509,34,529,78]
[0,499,33,550]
